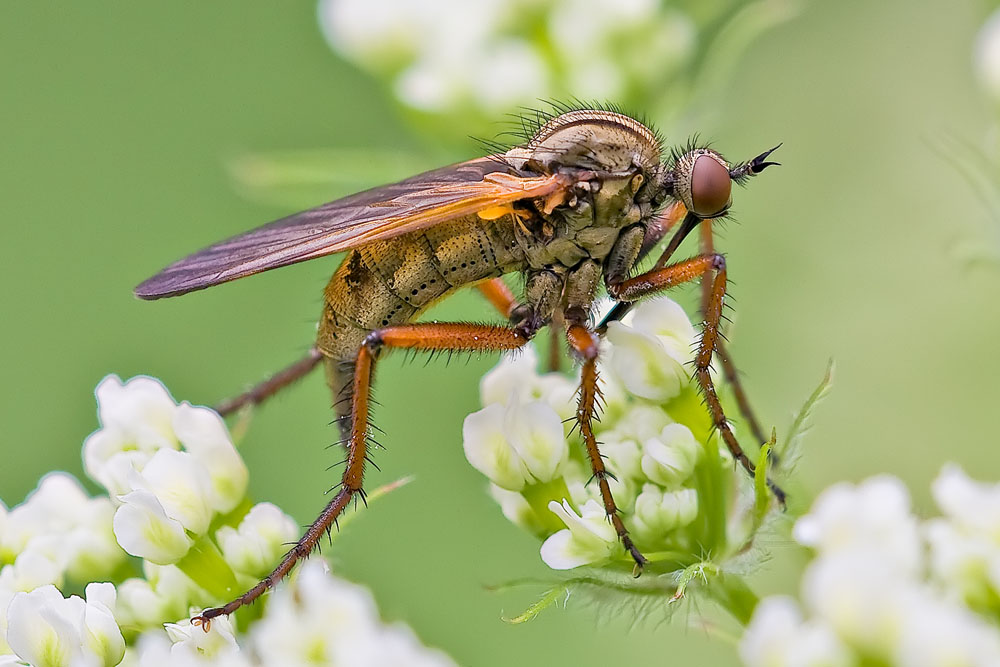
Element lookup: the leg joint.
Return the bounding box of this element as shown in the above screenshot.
[361,330,384,351]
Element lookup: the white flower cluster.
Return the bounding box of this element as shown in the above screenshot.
[318,0,696,114]
[84,376,251,566]
[0,376,456,667]
[463,296,762,573]
[132,561,455,667]
[740,468,1000,667]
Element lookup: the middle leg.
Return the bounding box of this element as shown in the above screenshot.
[565,318,647,572]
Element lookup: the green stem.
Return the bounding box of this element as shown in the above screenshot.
[522,477,575,536]
[175,537,239,601]
[704,572,760,627]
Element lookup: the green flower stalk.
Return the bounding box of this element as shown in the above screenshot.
[463,295,794,622]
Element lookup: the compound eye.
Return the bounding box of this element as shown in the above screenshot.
[691,155,732,218]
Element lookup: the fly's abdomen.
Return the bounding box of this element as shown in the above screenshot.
[316,214,524,429]
[317,213,523,363]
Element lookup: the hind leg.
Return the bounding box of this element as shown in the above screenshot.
[214,347,323,416]
[194,321,536,626]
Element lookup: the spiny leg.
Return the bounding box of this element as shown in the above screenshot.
[215,347,323,417]
[565,318,646,573]
[609,254,786,505]
[194,322,533,628]
[698,223,768,448]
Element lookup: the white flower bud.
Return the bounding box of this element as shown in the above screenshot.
[248,560,456,666]
[165,616,240,662]
[605,297,697,402]
[793,476,921,574]
[116,563,207,631]
[5,583,124,667]
[172,403,248,514]
[975,9,1000,104]
[1,547,63,594]
[0,473,126,588]
[113,489,193,565]
[216,503,298,579]
[640,423,701,487]
[801,551,913,657]
[462,400,567,491]
[480,344,578,420]
[739,596,851,667]
[128,449,215,535]
[925,464,1000,605]
[488,484,536,532]
[894,592,1000,666]
[931,464,1000,535]
[1,473,91,556]
[84,375,181,497]
[539,499,618,569]
[631,484,698,544]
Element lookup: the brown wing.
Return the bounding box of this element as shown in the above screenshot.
[135,158,571,299]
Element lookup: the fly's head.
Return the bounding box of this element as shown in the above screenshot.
[660,144,781,220]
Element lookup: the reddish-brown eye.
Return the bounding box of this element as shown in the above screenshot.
[691,155,732,217]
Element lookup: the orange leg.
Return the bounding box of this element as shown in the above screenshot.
[610,255,785,504]
[194,322,532,627]
[698,225,768,449]
[477,278,563,372]
[215,347,324,417]
[597,207,700,333]
[476,278,519,319]
[565,322,646,572]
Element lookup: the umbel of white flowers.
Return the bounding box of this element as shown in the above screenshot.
[318,0,697,112]
[462,296,776,580]
[0,376,456,667]
[739,469,1000,667]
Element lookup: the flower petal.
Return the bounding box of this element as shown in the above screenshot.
[113,490,192,564]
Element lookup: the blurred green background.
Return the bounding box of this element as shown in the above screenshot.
[1,1,998,665]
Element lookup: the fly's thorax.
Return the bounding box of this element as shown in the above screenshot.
[516,169,654,271]
[503,109,666,271]
[504,109,662,175]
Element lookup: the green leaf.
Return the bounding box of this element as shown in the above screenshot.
[752,430,776,533]
[491,573,690,624]
[778,359,835,471]
[502,584,570,624]
[175,538,239,601]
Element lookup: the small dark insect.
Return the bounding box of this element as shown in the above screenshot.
[135,106,780,627]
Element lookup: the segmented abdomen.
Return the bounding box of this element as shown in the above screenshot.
[317,214,524,418]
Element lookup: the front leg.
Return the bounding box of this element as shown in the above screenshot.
[563,260,647,572]
[608,255,786,505]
